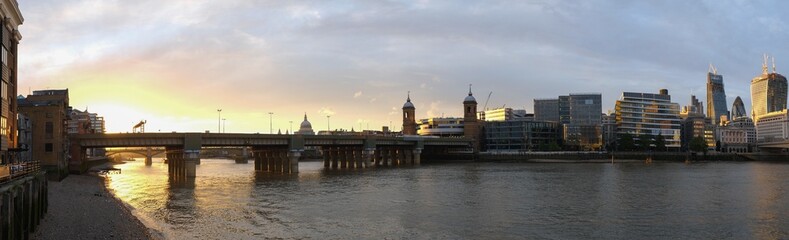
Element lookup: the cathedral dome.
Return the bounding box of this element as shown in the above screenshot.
[297,113,315,135]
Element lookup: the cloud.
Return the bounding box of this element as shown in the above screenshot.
[318,107,336,117]
[353,91,363,98]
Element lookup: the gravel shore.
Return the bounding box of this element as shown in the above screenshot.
[31,173,155,240]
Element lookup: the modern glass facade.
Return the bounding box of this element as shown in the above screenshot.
[533,99,559,122]
[751,72,787,122]
[484,120,562,151]
[615,91,682,148]
[731,96,747,120]
[706,72,728,125]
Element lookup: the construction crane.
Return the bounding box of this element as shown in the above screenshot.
[483,91,493,110]
[133,120,147,133]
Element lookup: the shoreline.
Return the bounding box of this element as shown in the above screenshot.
[31,163,159,240]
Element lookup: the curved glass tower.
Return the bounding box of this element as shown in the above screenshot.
[706,69,728,125]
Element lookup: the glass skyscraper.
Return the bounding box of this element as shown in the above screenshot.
[706,69,728,125]
[615,90,682,148]
[751,57,787,122]
[731,96,747,120]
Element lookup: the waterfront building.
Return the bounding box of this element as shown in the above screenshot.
[718,117,756,153]
[602,112,617,150]
[296,113,315,135]
[16,113,31,163]
[706,65,728,125]
[0,0,23,173]
[402,93,417,135]
[483,120,562,151]
[680,96,716,150]
[731,96,747,120]
[533,99,559,122]
[417,117,464,137]
[614,89,682,149]
[90,113,105,133]
[67,108,93,134]
[535,94,602,150]
[481,107,513,122]
[18,90,71,180]
[463,87,481,150]
[754,109,789,143]
[751,55,787,122]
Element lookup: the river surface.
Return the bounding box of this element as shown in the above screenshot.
[104,159,788,239]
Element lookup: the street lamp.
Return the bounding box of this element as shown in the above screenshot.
[268,112,274,134]
[326,115,331,135]
[222,118,226,133]
[217,109,222,133]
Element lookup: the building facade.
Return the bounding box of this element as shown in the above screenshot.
[751,56,787,122]
[706,67,728,125]
[481,107,514,122]
[402,93,417,135]
[463,88,481,150]
[533,99,559,122]
[755,109,789,143]
[0,1,23,171]
[18,90,70,179]
[484,120,562,151]
[718,117,756,153]
[731,96,747,120]
[614,90,682,149]
[417,117,464,137]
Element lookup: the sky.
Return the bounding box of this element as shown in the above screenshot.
[15,0,789,133]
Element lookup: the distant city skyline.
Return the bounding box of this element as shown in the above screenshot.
[16,1,789,133]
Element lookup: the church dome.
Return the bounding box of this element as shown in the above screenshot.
[464,86,477,103]
[403,92,415,109]
[297,113,315,135]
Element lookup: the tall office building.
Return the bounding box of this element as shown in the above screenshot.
[706,65,728,125]
[533,99,559,122]
[614,89,682,148]
[731,96,747,120]
[751,55,787,122]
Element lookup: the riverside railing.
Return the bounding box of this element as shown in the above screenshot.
[0,161,41,184]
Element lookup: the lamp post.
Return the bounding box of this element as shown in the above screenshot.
[217,109,222,133]
[222,118,226,133]
[327,115,331,135]
[268,112,274,134]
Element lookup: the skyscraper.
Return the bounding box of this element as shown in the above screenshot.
[751,55,788,122]
[706,65,728,125]
[731,96,747,120]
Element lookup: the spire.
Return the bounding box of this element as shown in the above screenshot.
[304,112,308,121]
[407,91,411,102]
[468,84,473,96]
[763,53,769,74]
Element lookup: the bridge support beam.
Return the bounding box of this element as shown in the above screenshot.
[288,150,300,173]
[363,148,375,168]
[414,148,422,165]
[145,147,153,166]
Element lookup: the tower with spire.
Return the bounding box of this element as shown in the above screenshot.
[402,92,417,135]
[463,85,481,151]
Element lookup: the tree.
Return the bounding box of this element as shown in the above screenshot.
[689,136,708,154]
[618,133,635,151]
[638,134,654,151]
[654,133,667,151]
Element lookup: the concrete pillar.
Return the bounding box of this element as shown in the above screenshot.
[353,148,362,168]
[391,148,400,166]
[184,150,199,178]
[404,149,413,165]
[145,147,153,166]
[271,150,281,173]
[413,148,422,165]
[363,148,375,168]
[254,152,262,171]
[331,148,339,169]
[280,150,290,173]
[323,147,331,168]
[289,150,301,173]
[263,150,271,172]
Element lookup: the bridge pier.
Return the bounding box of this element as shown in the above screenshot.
[145,147,153,166]
[363,148,375,168]
[323,147,332,168]
[413,148,422,165]
[288,150,300,173]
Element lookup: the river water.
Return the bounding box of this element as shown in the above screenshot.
[103,159,788,239]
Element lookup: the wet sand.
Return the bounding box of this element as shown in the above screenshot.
[31,173,155,240]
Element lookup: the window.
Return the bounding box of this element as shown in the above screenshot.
[45,143,53,152]
[0,80,6,101]
[0,116,6,136]
[1,46,7,66]
[45,121,53,139]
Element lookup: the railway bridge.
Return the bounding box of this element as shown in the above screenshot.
[70,133,473,181]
